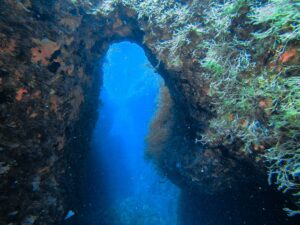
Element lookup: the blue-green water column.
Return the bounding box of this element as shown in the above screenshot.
[84,41,178,225]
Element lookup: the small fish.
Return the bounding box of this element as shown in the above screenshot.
[64,210,75,220]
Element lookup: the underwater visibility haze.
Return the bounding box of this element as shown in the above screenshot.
[76,42,179,225]
[0,0,300,225]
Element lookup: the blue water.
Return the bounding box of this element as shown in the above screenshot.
[79,42,178,225]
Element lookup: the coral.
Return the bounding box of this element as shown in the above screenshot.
[279,48,298,63]
[31,38,60,66]
[15,87,28,101]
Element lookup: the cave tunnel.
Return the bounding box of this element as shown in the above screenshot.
[65,41,179,225]
[63,41,300,225]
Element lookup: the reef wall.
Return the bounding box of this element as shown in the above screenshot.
[0,0,299,224]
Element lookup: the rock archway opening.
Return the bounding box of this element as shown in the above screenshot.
[2,1,300,225]
[70,41,179,225]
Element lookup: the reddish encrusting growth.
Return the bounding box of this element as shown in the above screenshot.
[279,48,297,63]
[15,88,28,101]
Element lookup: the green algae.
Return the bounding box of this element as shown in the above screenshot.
[95,0,300,214]
[199,0,300,214]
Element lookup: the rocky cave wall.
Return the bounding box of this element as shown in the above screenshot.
[0,1,138,224]
[0,0,299,224]
[0,1,183,224]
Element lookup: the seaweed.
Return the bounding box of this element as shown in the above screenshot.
[93,0,300,215]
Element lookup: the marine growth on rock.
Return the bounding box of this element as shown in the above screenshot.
[0,0,299,224]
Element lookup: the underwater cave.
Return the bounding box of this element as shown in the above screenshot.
[1,0,300,225]
[72,41,179,225]
[63,41,299,225]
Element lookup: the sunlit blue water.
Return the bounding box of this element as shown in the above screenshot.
[79,42,178,225]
